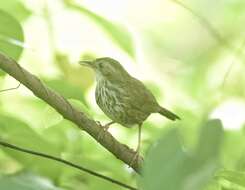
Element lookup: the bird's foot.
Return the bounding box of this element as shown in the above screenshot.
[129,124,142,168]
[97,121,114,140]
[129,150,140,168]
[96,121,103,127]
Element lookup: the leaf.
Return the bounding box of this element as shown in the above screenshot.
[42,105,63,129]
[195,119,224,163]
[141,119,224,190]
[0,0,31,21]
[141,129,187,190]
[181,119,224,190]
[66,2,135,58]
[54,52,94,91]
[44,78,87,104]
[0,115,64,179]
[0,10,24,61]
[0,172,62,190]
[68,99,93,116]
[216,170,245,188]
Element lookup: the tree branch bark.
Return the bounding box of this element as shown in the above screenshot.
[0,140,138,190]
[0,52,143,173]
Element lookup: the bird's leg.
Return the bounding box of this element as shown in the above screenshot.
[102,121,115,131]
[97,121,115,140]
[129,123,142,167]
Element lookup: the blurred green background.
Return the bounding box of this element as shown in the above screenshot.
[0,0,245,189]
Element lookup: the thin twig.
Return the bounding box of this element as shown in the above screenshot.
[0,140,138,190]
[0,82,21,93]
[171,0,245,61]
[171,0,225,44]
[221,39,245,89]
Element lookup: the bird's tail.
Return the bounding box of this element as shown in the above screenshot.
[158,106,180,121]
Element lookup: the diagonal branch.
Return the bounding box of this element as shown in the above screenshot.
[171,0,245,62]
[0,140,138,190]
[0,52,143,173]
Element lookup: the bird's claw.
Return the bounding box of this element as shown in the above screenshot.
[97,122,111,140]
[129,151,140,168]
[96,120,103,127]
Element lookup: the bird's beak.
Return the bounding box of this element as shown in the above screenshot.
[79,60,95,68]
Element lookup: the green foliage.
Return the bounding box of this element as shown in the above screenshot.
[54,53,94,92]
[0,0,31,21]
[44,78,87,104]
[0,115,64,179]
[0,0,245,190]
[141,119,223,190]
[216,170,245,188]
[0,172,61,190]
[68,99,92,116]
[65,1,135,58]
[0,10,24,61]
[42,105,63,128]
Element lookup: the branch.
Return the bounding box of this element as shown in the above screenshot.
[221,39,245,89]
[0,140,138,190]
[0,82,21,92]
[0,52,143,173]
[171,0,245,62]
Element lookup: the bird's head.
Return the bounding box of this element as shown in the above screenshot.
[79,57,129,82]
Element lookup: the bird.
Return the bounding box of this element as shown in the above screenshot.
[79,57,180,164]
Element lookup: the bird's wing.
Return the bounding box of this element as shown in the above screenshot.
[121,77,159,112]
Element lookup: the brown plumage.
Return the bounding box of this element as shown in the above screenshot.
[80,57,180,163]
